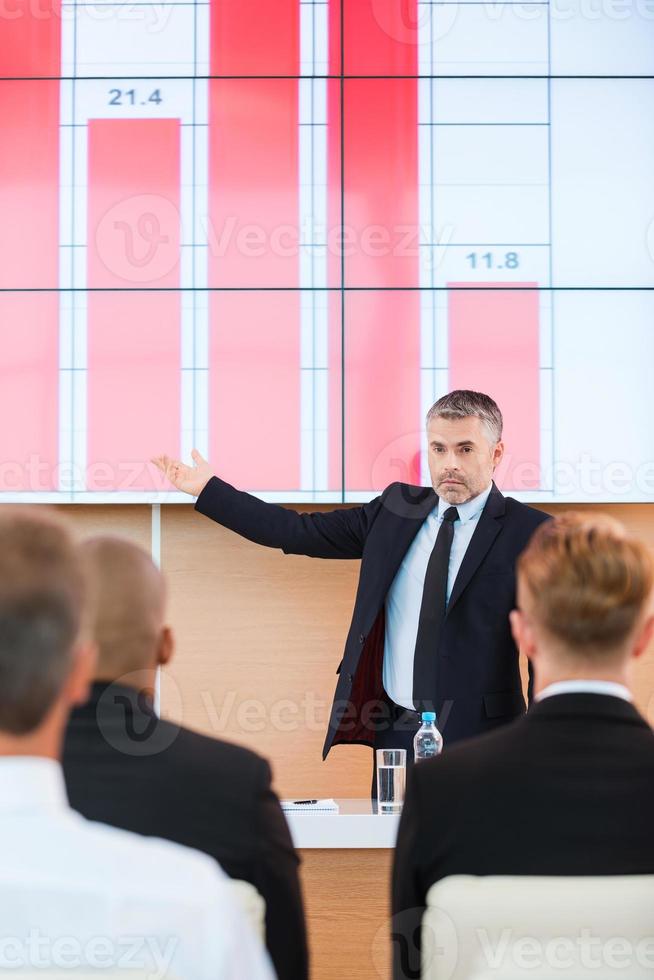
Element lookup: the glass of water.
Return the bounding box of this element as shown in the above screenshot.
[376,748,406,812]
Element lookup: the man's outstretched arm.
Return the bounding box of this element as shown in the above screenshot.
[152,449,383,560]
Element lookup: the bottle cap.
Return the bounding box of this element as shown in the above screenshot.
[421,711,436,722]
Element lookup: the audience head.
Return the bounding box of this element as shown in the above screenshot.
[425,390,504,505]
[511,512,654,689]
[0,508,94,754]
[78,537,173,692]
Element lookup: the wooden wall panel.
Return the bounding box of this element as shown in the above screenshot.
[55,504,152,549]
[160,502,372,798]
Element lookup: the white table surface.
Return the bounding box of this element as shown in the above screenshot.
[284,798,401,849]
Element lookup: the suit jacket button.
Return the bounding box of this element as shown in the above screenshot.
[358,634,365,644]
[347,673,353,683]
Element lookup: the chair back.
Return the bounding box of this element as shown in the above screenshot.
[421,874,654,980]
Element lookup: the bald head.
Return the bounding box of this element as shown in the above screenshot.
[79,537,169,680]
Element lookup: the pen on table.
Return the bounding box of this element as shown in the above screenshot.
[292,799,318,805]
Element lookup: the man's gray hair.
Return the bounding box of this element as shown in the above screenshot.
[0,509,86,735]
[425,390,503,444]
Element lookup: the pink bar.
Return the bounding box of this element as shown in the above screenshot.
[344,79,419,288]
[0,1,61,77]
[0,81,59,290]
[209,293,300,490]
[448,284,541,490]
[210,0,299,75]
[343,0,421,75]
[328,292,343,493]
[344,292,422,491]
[327,38,342,488]
[87,119,181,492]
[208,5,301,490]
[338,2,421,492]
[0,13,60,490]
[0,295,59,491]
[328,0,341,76]
[208,79,300,289]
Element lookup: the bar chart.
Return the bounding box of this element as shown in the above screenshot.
[0,0,652,502]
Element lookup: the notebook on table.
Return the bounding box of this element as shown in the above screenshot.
[280,798,339,812]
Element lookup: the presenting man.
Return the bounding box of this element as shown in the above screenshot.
[154,390,548,771]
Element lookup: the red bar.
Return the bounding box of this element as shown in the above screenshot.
[343,0,421,75]
[329,0,342,77]
[209,293,300,490]
[210,0,299,75]
[448,284,541,490]
[208,5,301,490]
[339,3,421,492]
[0,14,60,489]
[344,292,421,491]
[0,1,61,77]
[87,119,181,492]
[327,26,343,488]
[0,81,59,290]
[344,79,419,287]
[208,80,300,288]
[0,295,59,491]
[328,292,343,493]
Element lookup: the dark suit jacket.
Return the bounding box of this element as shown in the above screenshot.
[392,693,654,979]
[195,477,549,757]
[63,682,308,980]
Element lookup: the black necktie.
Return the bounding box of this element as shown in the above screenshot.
[412,506,459,713]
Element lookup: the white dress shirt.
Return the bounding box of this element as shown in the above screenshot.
[0,756,274,979]
[383,483,493,710]
[535,679,633,703]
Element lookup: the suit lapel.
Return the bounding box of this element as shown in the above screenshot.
[372,484,439,608]
[445,481,506,616]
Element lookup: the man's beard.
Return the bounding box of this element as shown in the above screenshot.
[437,477,471,502]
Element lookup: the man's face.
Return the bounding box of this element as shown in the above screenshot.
[427,415,504,504]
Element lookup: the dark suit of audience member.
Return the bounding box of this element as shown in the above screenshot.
[64,681,307,980]
[62,536,308,980]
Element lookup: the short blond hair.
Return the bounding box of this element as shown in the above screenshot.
[517,513,654,657]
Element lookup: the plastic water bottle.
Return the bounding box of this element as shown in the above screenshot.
[413,711,443,762]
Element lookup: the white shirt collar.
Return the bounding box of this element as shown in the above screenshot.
[0,757,68,813]
[535,680,633,703]
[437,482,493,523]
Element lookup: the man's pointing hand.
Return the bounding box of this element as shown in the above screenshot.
[151,449,213,497]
